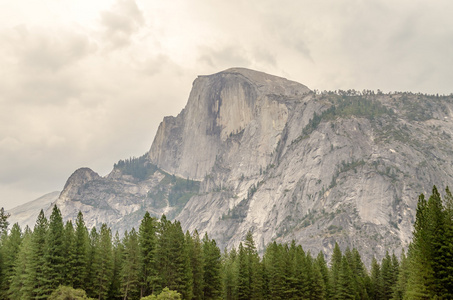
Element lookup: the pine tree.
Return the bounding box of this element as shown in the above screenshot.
[381,251,394,300]
[285,241,301,298]
[186,230,204,300]
[243,231,263,300]
[405,193,435,299]
[392,250,408,300]
[337,255,355,300]
[121,229,141,300]
[236,242,250,300]
[42,205,66,296]
[92,223,113,299]
[156,216,193,299]
[330,242,342,297]
[0,208,9,235]
[109,231,124,300]
[202,233,222,299]
[85,226,99,298]
[441,187,453,298]
[316,251,332,299]
[8,226,31,299]
[222,247,238,300]
[263,242,285,299]
[306,252,325,300]
[28,210,48,299]
[73,211,89,290]
[370,256,382,300]
[62,220,76,287]
[0,222,22,298]
[351,248,369,299]
[139,212,158,297]
[427,186,447,297]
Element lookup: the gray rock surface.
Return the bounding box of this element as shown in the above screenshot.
[10,68,453,263]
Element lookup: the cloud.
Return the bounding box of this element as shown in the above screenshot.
[100,0,145,49]
[1,0,453,210]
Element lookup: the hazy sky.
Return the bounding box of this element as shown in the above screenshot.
[1,0,452,209]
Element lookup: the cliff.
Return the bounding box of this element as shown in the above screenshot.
[16,68,453,263]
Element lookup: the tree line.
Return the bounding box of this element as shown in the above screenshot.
[0,186,452,299]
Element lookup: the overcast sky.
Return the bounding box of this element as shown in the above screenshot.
[1,0,452,210]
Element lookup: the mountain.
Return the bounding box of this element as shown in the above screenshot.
[14,68,453,262]
[7,191,60,229]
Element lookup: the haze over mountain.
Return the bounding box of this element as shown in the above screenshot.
[9,68,453,262]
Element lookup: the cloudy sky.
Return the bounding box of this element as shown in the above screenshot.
[1,0,452,209]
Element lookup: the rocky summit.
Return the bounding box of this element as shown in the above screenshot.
[23,68,453,262]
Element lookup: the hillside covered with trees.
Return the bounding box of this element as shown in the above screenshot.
[0,186,452,299]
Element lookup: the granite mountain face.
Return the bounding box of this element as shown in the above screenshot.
[21,68,453,261]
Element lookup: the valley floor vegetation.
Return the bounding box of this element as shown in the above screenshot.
[0,186,452,299]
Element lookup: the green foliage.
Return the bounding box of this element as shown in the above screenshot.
[186,230,204,300]
[73,212,89,290]
[0,208,9,235]
[141,287,182,300]
[148,174,200,214]
[114,154,157,180]
[202,233,222,299]
[121,228,141,300]
[139,212,159,297]
[297,95,393,141]
[48,285,94,300]
[2,186,452,300]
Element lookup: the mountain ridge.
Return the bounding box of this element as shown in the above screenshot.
[8,68,453,263]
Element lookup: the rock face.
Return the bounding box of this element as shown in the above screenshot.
[149,68,310,180]
[7,191,60,229]
[15,67,453,263]
[148,68,453,261]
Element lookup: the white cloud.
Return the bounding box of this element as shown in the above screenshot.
[1,0,453,209]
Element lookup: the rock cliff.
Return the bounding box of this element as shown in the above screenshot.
[16,68,453,263]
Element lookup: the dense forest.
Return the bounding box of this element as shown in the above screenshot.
[0,186,452,299]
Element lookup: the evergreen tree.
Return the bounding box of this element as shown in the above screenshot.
[186,230,203,300]
[381,251,394,300]
[263,242,285,299]
[337,255,355,300]
[94,223,114,299]
[42,205,66,296]
[73,211,89,290]
[222,247,238,300]
[85,227,99,298]
[156,216,192,299]
[284,242,301,299]
[370,256,382,300]
[139,212,158,297]
[351,248,369,299]
[109,231,124,300]
[243,231,263,300]
[316,252,332,299]
[330,242,342,297]
[0,208,9,235]
[8,226,31,299]
[236,243,250,300]
[392,250,409,300]
[28,210,48,299]
[121,229,141,300]
[63,220,76,287]
[306,252,325,300]
[405,194,435,299]
[441,187,453,298]
[202,233,222,299]
[0,222,22,298]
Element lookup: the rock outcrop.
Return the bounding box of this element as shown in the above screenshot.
[12,67,453,263]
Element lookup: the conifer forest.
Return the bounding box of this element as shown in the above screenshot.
[0,186,452,299]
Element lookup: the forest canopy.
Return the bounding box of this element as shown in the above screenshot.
[0,186,452,299]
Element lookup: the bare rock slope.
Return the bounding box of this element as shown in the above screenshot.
[29,68,453,262]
